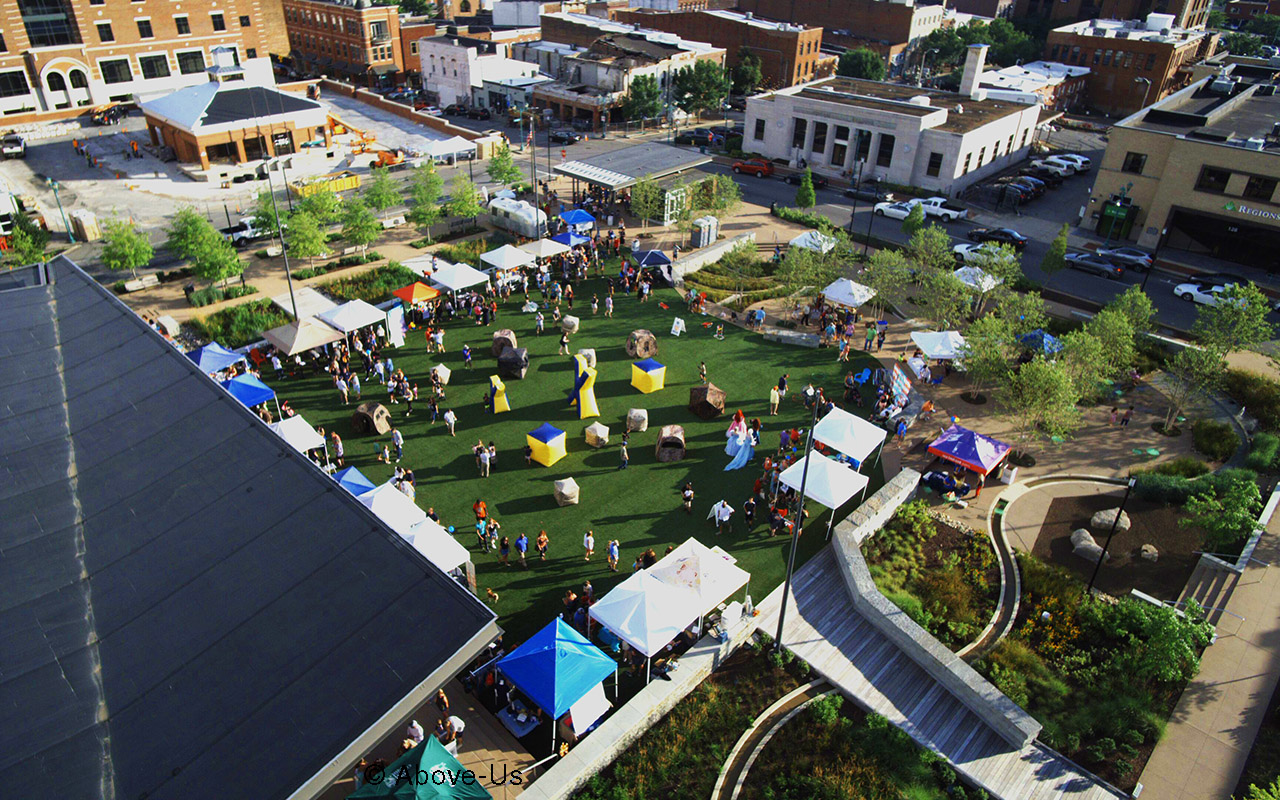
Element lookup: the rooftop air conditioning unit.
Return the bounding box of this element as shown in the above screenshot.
[908,94,931,106]
[1245,137,1266,150]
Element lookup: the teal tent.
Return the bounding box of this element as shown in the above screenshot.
[348,737,491,799]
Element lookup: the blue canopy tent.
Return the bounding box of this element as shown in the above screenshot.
[1018,329,1064,354]
[632,250,671,268]
[498,618,617,750]
[927,424,1012,476]
[551,231,589,247]
[559,208,596,232]
[188,342,246,373]
[334,466,377,496]
[220,373,278,416]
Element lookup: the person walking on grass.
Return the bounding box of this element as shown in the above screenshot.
[536,530,549,561]
[479,445,491,477]
[443,408,458,436]
[391,427,404,462]
[535,311,544,336]
[583,529,595,561]
[463,344,472,369]
[559,330,571,355]
[769,385,780,416]
[515,532,528,568]
[619,440,629,469]
[682,481,694,514]
[336,375,349,405]
[863,324,876,351]
[331,432,345,467]
[499,536,510,566]
[699,361,707,384]
[604,295,614,318]
[607,539,620,572]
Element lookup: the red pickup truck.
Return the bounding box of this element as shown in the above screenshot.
[731,158,773,178]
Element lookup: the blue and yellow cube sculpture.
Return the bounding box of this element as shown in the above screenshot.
[569,353,600,418]
[490,375,510,413]
[631,358,666,394]
[527,422,567,467]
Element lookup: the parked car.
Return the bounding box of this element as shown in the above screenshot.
[710,125,737,139]
[914,196,967,221]
[444,104,466,115]
[1065,252,1124,279]
[548,130,583,145]
[1013,174,1048,192]
[1174,281,1238,305]
[421,105,444,116]
[675,128,724,146]
[1,133,26,159]
[732,158,773,177]
[1019,167,1063,188]
[967,227,1028,249]
[782,172,828,188]
[952,242,1005,264]
[873,201,917,220]
[1096,246,1153,271]
[465,107,492,120]
[91,103,127,125]
[1054,153,1092,172]
[845,184,893,203]
[1195,271,1248,288]
[1005,178,1044,199]
[1030,157,1074,177]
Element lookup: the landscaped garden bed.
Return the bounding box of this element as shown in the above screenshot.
[191,299,292,349]
[430,232,515,265]
[681,242,794,311]
[320,262,419,304]
[740,693,985,800]
[187,284,258,307]
[975,553,1214,791]
[864,500,999,650]
[291,250,385,280]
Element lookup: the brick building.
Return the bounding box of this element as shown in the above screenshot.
[283,0,403,88]
[1225,0,1280,23]
[1016,0,1211,31]
[0,0,273,124]
[1045,15,1217,115]
[610,9,828,88]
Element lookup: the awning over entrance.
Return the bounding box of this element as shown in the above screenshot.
[553,142,711,190]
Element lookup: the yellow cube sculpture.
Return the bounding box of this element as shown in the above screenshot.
[631,358,666,394]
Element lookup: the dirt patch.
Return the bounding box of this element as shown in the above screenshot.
[1032,493,1202,601]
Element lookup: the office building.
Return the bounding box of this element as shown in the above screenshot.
[978,61,1091,110]
[743,45,1042,194]
[1045,15,1218,115]
[418,34,541,107]
[1089,73,1280,268]
[1017,0,1211,31]
[283,0,403,88]
[0,0,273,125]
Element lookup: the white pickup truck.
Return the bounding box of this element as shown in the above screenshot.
[1,133,26,159]
[914,196,967,221]
[220,219,267,246]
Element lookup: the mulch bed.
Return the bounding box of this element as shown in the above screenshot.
[1032,493,1202,601]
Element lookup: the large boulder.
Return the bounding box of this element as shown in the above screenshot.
[689,383,727,420]
[497,347,529,379]
[585,421,610,448]
[553,477,580,507]
[351,402,392,435]
[577,348,596,368]
[492,329,517,357]
[1071,528,1109,565]
[626,408,649,433]
[562,315,580,334]
[1091,508,1131,532]
[1140,543,1159,562]
[626,329,658,359]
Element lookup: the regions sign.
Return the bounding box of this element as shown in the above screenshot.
[1224,200,1280,222]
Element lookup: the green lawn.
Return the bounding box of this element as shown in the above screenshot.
[280,279,883,643]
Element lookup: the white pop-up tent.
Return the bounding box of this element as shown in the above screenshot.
[317,299,387,334]
[518,238,571,260]
[813,406,888,470]
[789,229,836,254]
[647,538,750,618]
[779,452,871,540]
[403,517,471,573]
[400,254,442,278]
[481,244,536,271]
[822,278,875,309]
[589,571,700,681]
[268,415,327,461]
[263,317,344,355]
[357,482,426,537]
[272,286,338,319]
[910,330,967,361]
[429,262,490,292]
[954,266,1003,293]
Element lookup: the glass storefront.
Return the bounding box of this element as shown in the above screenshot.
[1166,206,1280,271]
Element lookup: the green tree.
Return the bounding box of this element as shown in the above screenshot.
[298,186,342,225]
[363,167,403,217]
[1223,32,1265,56]
[992,289,1048,335]
[1161,345,1224,430]
[165,206,215,261]
[1208,9,1229,29]
[621,74,662,121]
[1182,474,1263,550]
[100,218,154,279]
[1194,282,1275,355]
[250,189,285,246]
[1239,777,1280,800]
[190,234,242,288]
[1003,355,1082,441]
[905,222,954,275]
[965,243,1023,315]
[1245,13,1280,38]
[915,268,971,329]
[692,174,742,219]
[960,314,1016,400]
[485,143,523,186]
[1058,329,1110,403]
[732,48,764,95]
[1086,598,1212,685]
[901,202,926,237]
[672,60,731,120]
[795,169,817,209]
[836,48,886,81]
[1086,307,1137,379]
[3,212,49,266]
[860,248,913,318]
[444,173,484,223]
[1108,284,1156,333]
[1040,222,1069,277]
[285,210,327,270]
[407,162,444,240]
[341,197,381,256]
[776,245,840,294]
[629,174,663,230]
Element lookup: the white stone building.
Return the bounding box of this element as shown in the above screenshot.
[418,35,541,107]
[742,45,1042,195]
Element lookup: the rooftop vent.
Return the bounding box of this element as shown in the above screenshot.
[1244,137,1267,150]
[1209,75,1238,94]
[908,95,931,106]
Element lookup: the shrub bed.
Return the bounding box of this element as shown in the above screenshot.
[1225,368,1280,432]
[320,261,419,304]
[433,232,515,265]
[865,500,999,650]
[291,251,384,280]
[188,284,259,307]
[1133,467,1257,505]
[1192,418,1239,462]
[1246,433,1280,472]
[1133,456,1210,479]
[190,299,292,348]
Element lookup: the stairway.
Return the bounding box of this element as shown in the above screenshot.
[1177,558,1241,624]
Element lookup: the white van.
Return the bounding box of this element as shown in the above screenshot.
[1054,153,1092,172]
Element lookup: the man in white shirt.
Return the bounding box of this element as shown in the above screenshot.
[447,715,466,747]
[443,409,458,436]
[711,500,734,536]
[391,428,404,462]
[479,447,491,477]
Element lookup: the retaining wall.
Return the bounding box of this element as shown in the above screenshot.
[829,467,1043,748]
[668,232,756,287]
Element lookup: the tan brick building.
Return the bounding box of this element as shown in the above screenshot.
[283,0,403,88]
[1089,74,1280,269]
[610,9,827,89]
[0,0,273,124]
[1045,15,1217,115]
[1016,0,1211,31]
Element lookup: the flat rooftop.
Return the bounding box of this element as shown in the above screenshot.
[1126,78,1280,150]
[554,141,711,189]
[1052,16,1208,45]
[702,9,809,32]
[783,76,1029,134]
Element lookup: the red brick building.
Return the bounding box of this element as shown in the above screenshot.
[283,0,403,88]
[1017,0,1211,31]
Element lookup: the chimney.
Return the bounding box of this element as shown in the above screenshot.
[959,43,989,99]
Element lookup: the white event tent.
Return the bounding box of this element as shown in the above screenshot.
[429,262,490,292]
[789,230,836,254]
[647,538,750,620]
[910,330,967,361]
[954,266,1003,293]
[317,299,386,334]
[402,517,472,574]
[268,416,327,463]
[779,453,871,540]
[813,406,888,470]
[589,571,700,681]
[357,483,426,537]
[822,278,876,310]
[263,317,344,355]
[272,286,338,319]
[481,244,535,271]
[518,238,571,260]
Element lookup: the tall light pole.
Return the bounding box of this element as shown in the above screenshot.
[46,178,73,243]
[919,49,939,87]
[846,159,865,253]
[264,164,299,320]
[1140,226,1166,292]
[1134,76,1153,109]
[1087,477,1136,595]
[774,380,822,651]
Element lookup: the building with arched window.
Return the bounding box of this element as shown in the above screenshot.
[282,0,405,88]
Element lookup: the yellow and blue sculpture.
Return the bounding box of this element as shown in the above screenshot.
[527,423,567,467]
[490,375,510,413]
[569,353,600,419]
[631,358,666,394]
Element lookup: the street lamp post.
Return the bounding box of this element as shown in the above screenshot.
[1140,226,1167,292]
[263,164,300,320]
[46,178,74,244]
[864,177,877,257]
[1086,477,1136,595]
[773,382,822,651]
[1134,77,1153,110]
[919,49,939,87]
[846,159,866,251]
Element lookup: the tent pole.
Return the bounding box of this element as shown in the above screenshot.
[825,509,836,542]
[646,656,651,685]
[274,397,282,419]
